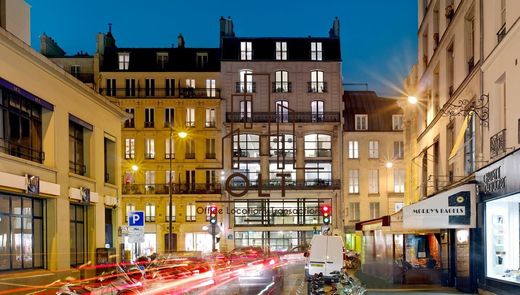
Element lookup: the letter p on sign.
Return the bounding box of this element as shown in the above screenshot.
[128,211,145,227]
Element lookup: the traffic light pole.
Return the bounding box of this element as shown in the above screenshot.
[211,223,216,252]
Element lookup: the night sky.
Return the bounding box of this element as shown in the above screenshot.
[28,0,417,97]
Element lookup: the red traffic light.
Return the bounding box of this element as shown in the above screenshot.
[210,205,218,224]
[321,205,330,215]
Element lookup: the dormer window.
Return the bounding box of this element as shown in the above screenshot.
[118,52,129,70]
[355,114,368,130]
[196,52,208,68]
[240,42,252,60]
[157,52,168,69]
[276,42,287,60]
[311,42,322,61]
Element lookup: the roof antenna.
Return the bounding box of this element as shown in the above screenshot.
[108,23,112,33]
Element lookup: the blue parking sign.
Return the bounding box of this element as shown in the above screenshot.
[128,211,145,226]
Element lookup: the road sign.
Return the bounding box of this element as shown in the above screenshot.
[128,211,145,227]
[321,225,330,235]
[207,224,221,235]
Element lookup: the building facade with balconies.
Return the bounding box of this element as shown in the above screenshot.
[0,19,125,278]
[95,30,223,255]
[219,17,343,251]
[342,91,405,252]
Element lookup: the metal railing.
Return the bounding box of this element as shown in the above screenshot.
[229,179,341,190]
[69,161,86,176]
[122,183,222,195]
[307,82,327,93]
[225,112,340,123]
[144,122,154,128]
[185,153,196,159]
[124,121,134,128]
[205,153,216,159]
[0,139,45,163]
[99,87,221,98]
[165,153,175,159]
[490,129,506,158]
[205,121,216,128]
[271,82,292,93]
[145,153,155,159]
[235,82,257,93]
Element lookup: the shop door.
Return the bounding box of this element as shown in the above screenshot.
[164,233,177,253]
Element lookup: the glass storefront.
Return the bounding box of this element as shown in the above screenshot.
[234,199,322,226]
[485,194,520,283]
[124,233,157,258]
[185,232,216,253]
[0,194,44,270]
[234,230,314,251]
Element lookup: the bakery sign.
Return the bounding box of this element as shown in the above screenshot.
[403,184,476,229]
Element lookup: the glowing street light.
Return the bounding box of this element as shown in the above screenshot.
[385,161,393,169]
[178,131,188,139]
[408,96,418,105]
[131,164,139,172]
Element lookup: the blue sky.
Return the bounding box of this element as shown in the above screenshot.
[28,0,417,97]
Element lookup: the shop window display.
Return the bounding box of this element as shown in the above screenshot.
[486,195,520,283]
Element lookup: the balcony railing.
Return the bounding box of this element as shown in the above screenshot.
[307,82,327,93]
[205,121,216,128]
[205,153,216,159]
[226,112,340,123]
[229,179,341,191]
[99,87,221,98]
[165,153,175,159]
[144,121,154,128]
[185,153,196,159]
[124,121,135,128]
[0,139,45,163]
[122,183,222,195]
[271,82,292,93]
[145,153,155,159]
[497,23,507,44]
[69,161,86,176]
[185,121,195,128]
[490,129,506,158]
[235,82,257,93]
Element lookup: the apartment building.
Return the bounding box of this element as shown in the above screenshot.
[342,91,405,252]
[0,6,125,280]
[219,17,343,251]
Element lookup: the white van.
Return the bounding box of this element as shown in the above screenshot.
[304,235,344,281]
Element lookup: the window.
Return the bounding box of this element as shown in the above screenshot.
[206,79,216,97]
[104,137,116,184]
[206,170,217,187]
[240,100,252,122]
[125,203,136,221]
[394,202,404,212]
[275,100,289,122]
[369,140,379,158]
[206,138,216,159]
[368,169,379,194]
[165,138,174,159]
[105,208,113,248]
[394,141,404,159]
[349,202,360,221]
[240,41,252,60]
[105,79,116,96]
[118,52,129,70]
[275,41,287,60]
[157,52,168,69]
[311,42,322,61]
[269,161,296,182]
[392,115,404,130]
[309,70,325,93]
[394,169,405,193]
[311,100,324,122]
[186,79,195,88]
[166,204,176,222]
[447,42,454,96]
[70,204,86,267]
[165,170,174,184]
[185,139,195,159]
[233,134,260,158]
[205,108,216,127]
[145,138,155,159]
[464,111,476,174]
[145,78,155,97]
[270,134,294,158]
[165,79,175,97]
[125,138,135,159]
[236,162,261,184]
[196,52,208,68]
[164,108,174,127]
[145,171,155,191]
[0,196,44,270]
[348,140,359,159]
[186,108,195,127]
[304,162,332,184]
[349,169,359,193]
[186,203,196,221]
[465,11,475,72]
[369,202,380,219]
[239,69,254,93]
[145,203,155,222]
[0,85,44,163]
[70,65,80,78]
[500,0,506,27]
[355,114,368,130]
[69,121,86,176]
[274,70,289,92]
[145,108,154,128]
[304,134,331,157]
[124,108,134,128]
[125,79,136,97]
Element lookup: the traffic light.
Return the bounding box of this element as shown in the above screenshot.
[209,205,218,224]
[321,205,331,225]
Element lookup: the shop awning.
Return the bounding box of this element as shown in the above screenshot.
[390,210,440,234]
[403,183,477,229]
[355,215,390,231]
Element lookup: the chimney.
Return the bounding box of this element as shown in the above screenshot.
[329,17,340,38]
[178,33,185,48]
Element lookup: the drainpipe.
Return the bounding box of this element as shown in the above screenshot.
[479,0,485,168]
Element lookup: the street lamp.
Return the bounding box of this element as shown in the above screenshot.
[131,164,139,172]
[385,161,393,169]
[407,96,418,105]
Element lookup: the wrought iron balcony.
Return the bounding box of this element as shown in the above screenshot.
[179,87,221,98]
[205,121,216,128]
[144,121,154,128]
[98,87,220,98]
[205,153,216,159]
[235,82,256,93]
[490,129,506,158]
[185,153,196,159]
[228,179,341,191]
[307,82,327,93]
[69,161,86,176]
[271,82,292,93]
[122,183,222,195]
[124,121,135,128]
[165,153,175,159]
[0,139,45,164]
[226,112,340,123]
[145,153,155,159]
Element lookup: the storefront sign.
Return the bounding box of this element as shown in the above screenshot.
[477,149,520,201]
[403,184,476,229]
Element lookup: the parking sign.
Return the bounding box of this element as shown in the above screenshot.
[128,211,145,227]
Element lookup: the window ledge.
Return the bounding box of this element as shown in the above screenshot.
[368,193,380,197]
[68,172,96,185]
[104,182,118,190]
